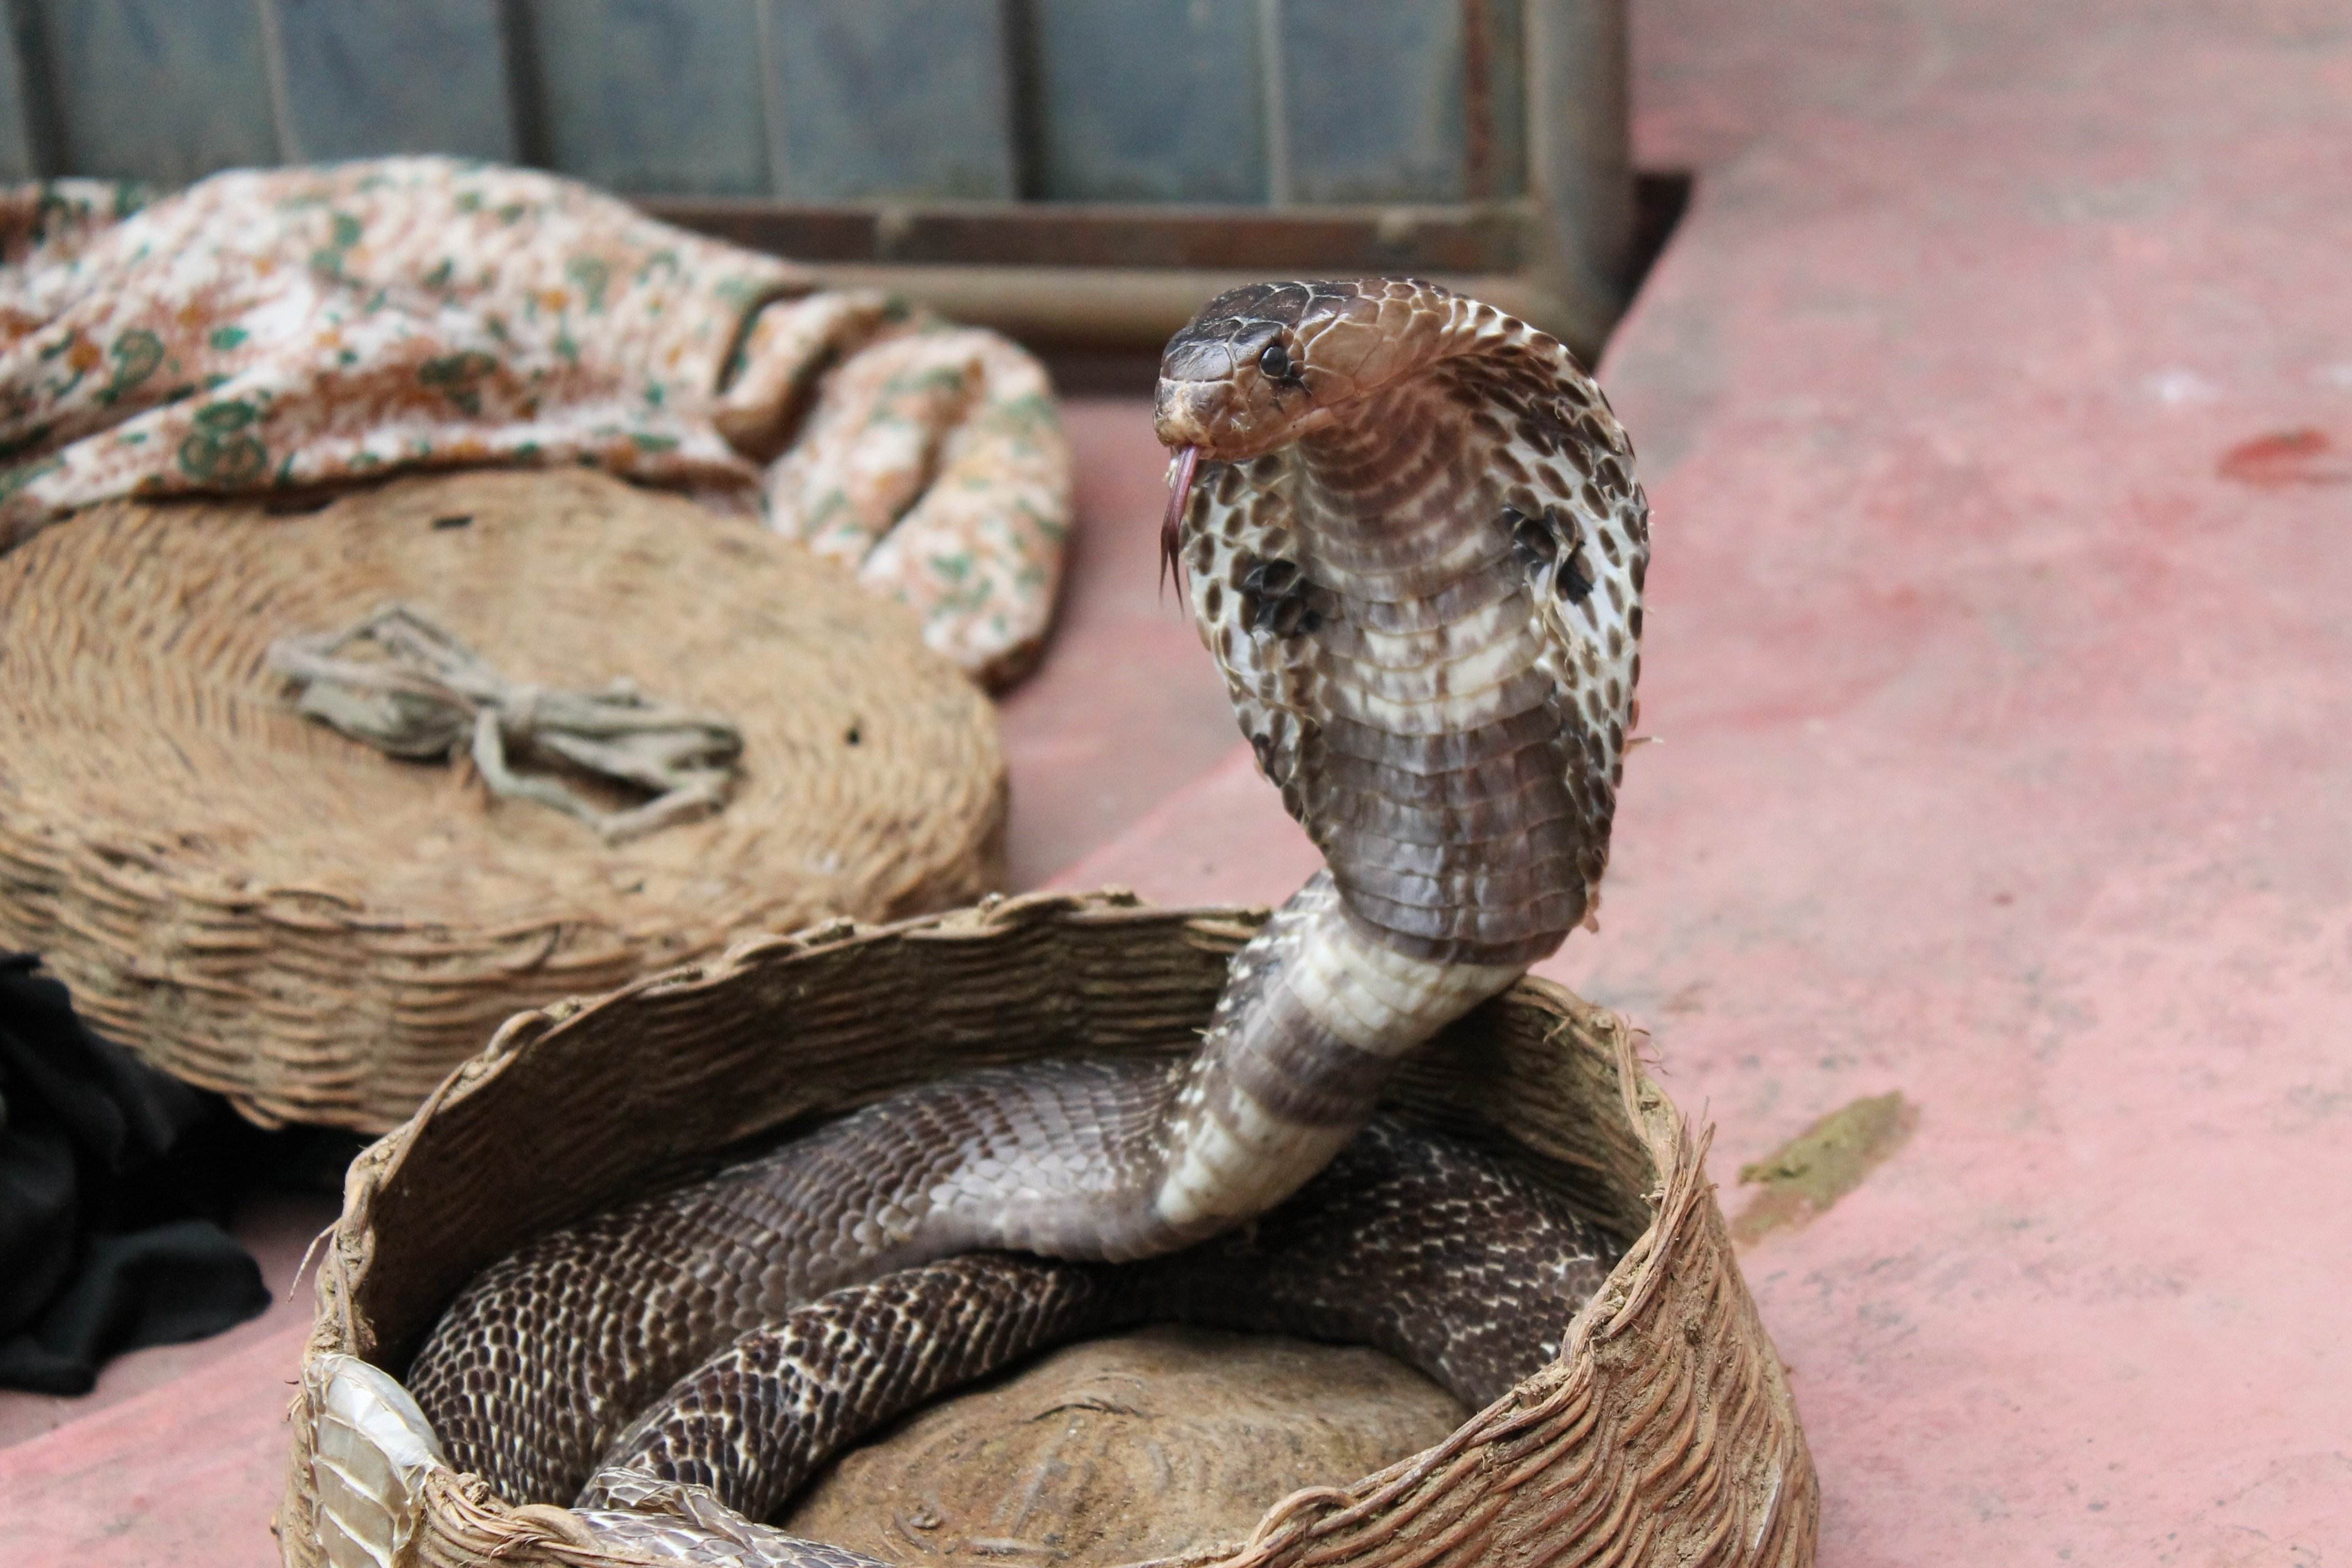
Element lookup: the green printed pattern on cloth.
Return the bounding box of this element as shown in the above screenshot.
[0,158,1072,684]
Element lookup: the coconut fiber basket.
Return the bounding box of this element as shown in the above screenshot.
[279,892,1819,1568]
[0,469,1005,1131]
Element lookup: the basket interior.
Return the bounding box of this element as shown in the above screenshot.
[319,895,1657,1374]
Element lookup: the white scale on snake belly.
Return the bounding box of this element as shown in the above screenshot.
[1281,915,1519,1053]
[1151,1090,1355,1232]
[1324,586,1536,668]
[1317,629,1538,720]
[1311,596,1560,744]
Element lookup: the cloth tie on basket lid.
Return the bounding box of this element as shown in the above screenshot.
[266,603,745,845]
[0,159,1072,687]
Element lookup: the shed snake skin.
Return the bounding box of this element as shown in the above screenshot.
[400,279,1651,1564]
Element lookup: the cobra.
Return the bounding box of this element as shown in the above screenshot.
[400,278,1650,1556]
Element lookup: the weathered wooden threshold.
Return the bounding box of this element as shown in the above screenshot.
[641,197,1614,359]
[637,1,1638,361]
[641,199,1528,275]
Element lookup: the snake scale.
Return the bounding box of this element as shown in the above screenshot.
[404,279,1650,1563]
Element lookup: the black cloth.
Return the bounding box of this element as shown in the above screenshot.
[0,952,269,1393]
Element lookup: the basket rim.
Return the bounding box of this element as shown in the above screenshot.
[288,890,1804,1568]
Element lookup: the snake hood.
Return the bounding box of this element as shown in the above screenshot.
[1156,276,1650,968]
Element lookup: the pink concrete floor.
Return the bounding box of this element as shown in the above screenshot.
[992,399,1240,890]
[5,2,2348,1563]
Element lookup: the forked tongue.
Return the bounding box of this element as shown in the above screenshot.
[1160,445,1201,598]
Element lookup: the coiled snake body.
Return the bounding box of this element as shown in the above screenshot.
[405,280,1649,1560]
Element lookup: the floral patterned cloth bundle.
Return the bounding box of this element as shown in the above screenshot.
[0,157,1071,685]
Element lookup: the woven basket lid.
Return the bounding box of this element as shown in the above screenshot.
[277,894,1819,1568]
[0,468,1006,1131]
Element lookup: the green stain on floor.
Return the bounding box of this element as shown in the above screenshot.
[1731,1091,1918,1246]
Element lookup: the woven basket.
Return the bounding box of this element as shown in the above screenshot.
[277,892,1819,1568]
[0,469,1005,1131]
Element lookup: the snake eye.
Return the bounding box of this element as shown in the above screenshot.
[1257,341,1292,381]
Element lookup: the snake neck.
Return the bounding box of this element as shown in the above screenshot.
[1136,872,1517,1254]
